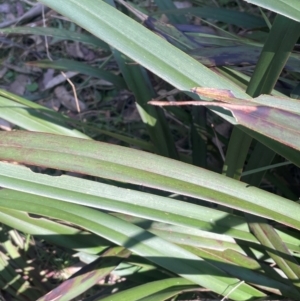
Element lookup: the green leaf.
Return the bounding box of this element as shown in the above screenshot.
[0,208,108,254]
[0,189,264,300]
[244,0,300,22]
[0,131,299,231]
[0,162,255,244]
[0,95,89,138]
[154,7,266,28]
[0,89,152,150]
[154,0,187,24]
[0,26,109,49]
[1,160,299,254]
[150,88,300,153]
[113,52,178,158]
[247,15,300,97]
[37,0,250,100]
[37,247,130,301]
[98,278,197,301]
[185,246,300,299]
[248,216,300,287]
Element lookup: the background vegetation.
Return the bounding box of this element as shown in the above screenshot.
[0,0,299,300]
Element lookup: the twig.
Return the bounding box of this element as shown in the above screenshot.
[41,6,80,114]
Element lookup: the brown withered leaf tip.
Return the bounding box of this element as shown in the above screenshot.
[190,87,236,101]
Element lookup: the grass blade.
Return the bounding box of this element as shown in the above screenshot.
[0,189,264,300]
[0,26,109,49]
[0,131,299,231]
